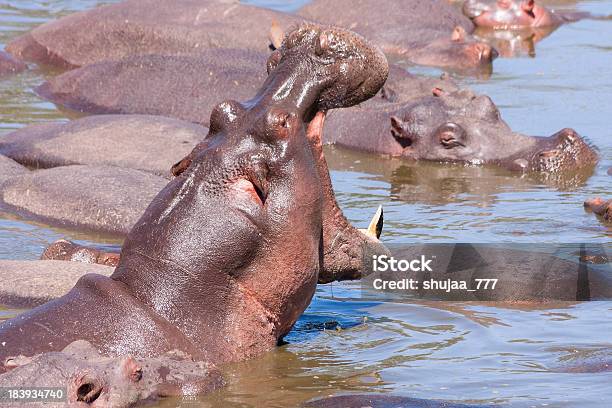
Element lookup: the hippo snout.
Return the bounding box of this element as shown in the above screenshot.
[532,128,598,172]
[465,42,499,65]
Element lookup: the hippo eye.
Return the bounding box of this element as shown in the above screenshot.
[436,123,467,149]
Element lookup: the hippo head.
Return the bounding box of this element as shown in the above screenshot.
[463,0,560,29]
[385,89,597,172]
[409,27,498,74]
[112,24,389,353]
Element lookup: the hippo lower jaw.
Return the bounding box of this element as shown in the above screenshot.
[306,111,390,284]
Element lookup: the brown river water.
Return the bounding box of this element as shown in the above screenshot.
[0,1,611,407]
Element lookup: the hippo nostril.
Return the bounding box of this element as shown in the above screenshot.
[469,43,496,62]
[490,47,499,60]
[559,128,579,144]
[316,32,330,56]
[76,381,103,404]
[539,149,559,158]
[209,100,244,134]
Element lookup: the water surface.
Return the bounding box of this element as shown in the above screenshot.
[0,1,610,407]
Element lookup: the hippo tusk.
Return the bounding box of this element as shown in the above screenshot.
[360,205,384,239]
[269,20,285,50]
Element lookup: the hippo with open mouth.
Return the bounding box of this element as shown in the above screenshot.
[463,0,596,29]
[0,23,389,393]
[324,82,598,173]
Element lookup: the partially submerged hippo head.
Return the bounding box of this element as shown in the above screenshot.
[384,90,597,172]
[112,23,389,350]
[41,239,119,267]
[584,198,612,223]
[408,26,498,74]
[464,0,562,29]
[0,340,222,407]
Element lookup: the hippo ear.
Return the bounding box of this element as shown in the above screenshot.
[171,155,193,177]
[522,0,536,17]
[451,26,466,42]
[522,0,536,12]
[390,116,415,148]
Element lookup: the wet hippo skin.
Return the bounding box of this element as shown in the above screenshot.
[0,114,208,177]
[0,154,27,186]
[35,53,449,126]
[298,0,498,73]
[40,239,120,268]
[5,0,496,74]
[0,25,389,399]
[0,260,113,308]
[5,0,303,70]
[36,50,268,126]
[0,165,168,235]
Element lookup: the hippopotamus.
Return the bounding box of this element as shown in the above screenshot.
[0,114,209,177]
[34,52,452,126]
[35,51,451,120]
[0,340,223,407]
[0,155,27,186]
[0,51,26,77]
[0,165,169,235]
[5,0,302,70]
[0,260,113,308]
[298,0,498,73]
[323,84,598,173]
[0,23,389,383]
[584,198,611,223]
[35,50,268,126]
[5,0,495,75]
[28,58,598,176]
[41,239,120,267]
[463,0,595,29]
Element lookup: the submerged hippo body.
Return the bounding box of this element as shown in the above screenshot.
[298,0,497,73]
[41,239,120,268]
[0,51,26,77]
[0,23,388,381]
[5,0,301,69]
[0,114,208,176]
[36,50,268,126]
[324,86,598,173]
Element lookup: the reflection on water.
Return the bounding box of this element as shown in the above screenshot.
[473,26,559,58]
[0,0,611,407]
[326,146,608,243]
